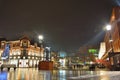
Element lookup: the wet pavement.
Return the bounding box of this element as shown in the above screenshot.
[0,68,120,80]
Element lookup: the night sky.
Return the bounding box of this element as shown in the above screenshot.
[0,0,118,53]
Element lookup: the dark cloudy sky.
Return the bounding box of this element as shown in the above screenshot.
[0,0,118,52]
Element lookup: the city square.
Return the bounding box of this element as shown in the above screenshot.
[0,0,120,80]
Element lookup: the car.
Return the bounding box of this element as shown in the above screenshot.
[97,64,105,68]
[89,64,95,70]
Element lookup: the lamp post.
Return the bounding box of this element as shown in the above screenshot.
[38,35,44,61]
[106,24,114,65]
[106,24,114,52]
[38,35,53,70]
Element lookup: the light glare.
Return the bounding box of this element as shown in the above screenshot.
[106,25,111,31]
[38,35,43,40]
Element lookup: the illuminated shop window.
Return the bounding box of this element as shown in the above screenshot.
[18,56,20,59]
[36,53,39,56]
[28,56,30,59]
[32,57,34,59]
[29,51,32,55]
[23,57,25,59]
[18,52,20,55]
[13,52,16,55]
[28,52,30,55]
[16,50,20,55]
[59,59,66,67]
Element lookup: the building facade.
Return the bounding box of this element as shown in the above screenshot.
[0,36,44,67]
[102,7,120,69]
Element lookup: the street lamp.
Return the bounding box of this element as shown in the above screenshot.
[106,24,114,51]
[106,24,114,66]
[38,35,44,61]
[106,24,111,31]
[38,35,43,42]
[106,24,113,42]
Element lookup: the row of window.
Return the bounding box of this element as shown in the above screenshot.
[9,56,40,59]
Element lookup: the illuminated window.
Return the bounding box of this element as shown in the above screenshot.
[18,52,20,55]
[23,57,25,59]
[14,52,16,55]
[14,57,16,59]
[28,56,30,59]
[18,56,20,59]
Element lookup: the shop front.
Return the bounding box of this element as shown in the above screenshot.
[109,52,120,70]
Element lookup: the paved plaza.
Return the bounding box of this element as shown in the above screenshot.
[0,68,120,80]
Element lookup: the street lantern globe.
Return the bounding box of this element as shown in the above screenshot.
[38,35,43,40]
[106,24,111,31]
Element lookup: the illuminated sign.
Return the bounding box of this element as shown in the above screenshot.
[59,51,67,57]
[1,44,10,60]
[98,42,106,59]
[88,49,97,54]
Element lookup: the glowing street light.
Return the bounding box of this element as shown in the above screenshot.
[38,35,43,40]
[106,24,111,31]
[38,35,44,61]
[105,24,114,63]
[106,24,113,42]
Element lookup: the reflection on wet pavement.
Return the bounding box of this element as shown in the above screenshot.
[0,71,7,80]
[0,68,120,80]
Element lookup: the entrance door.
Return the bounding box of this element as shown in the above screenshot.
[10,60,18,67]
[19,59,28,67]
